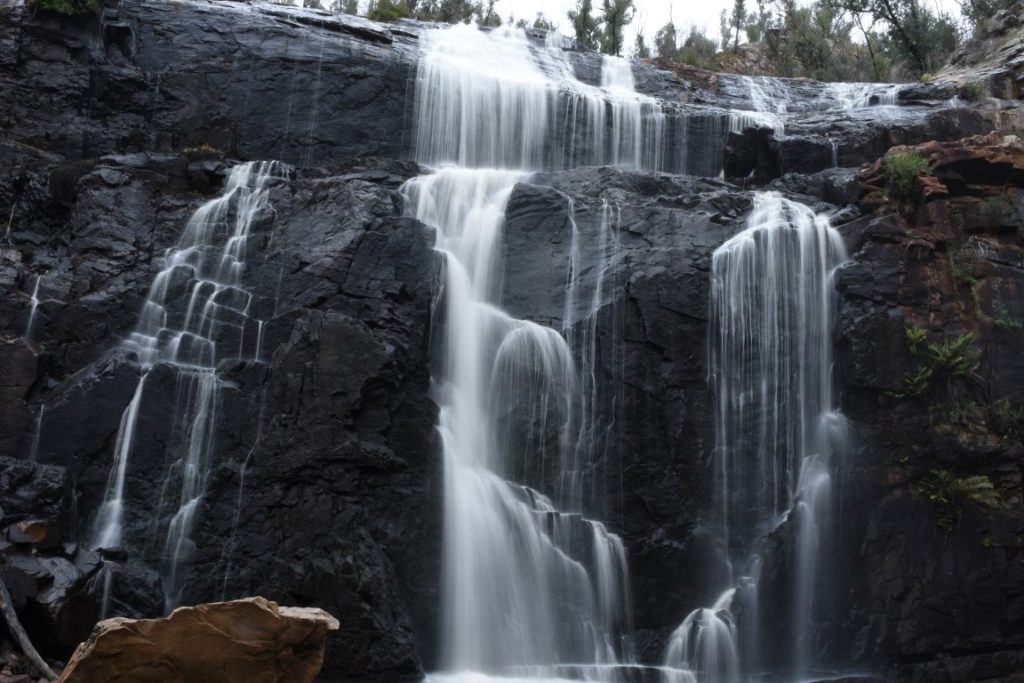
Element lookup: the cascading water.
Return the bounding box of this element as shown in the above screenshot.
[412,23,666,173]
[92,161,279,610]
[818,82,902,110]
[406,23,667,683]
[664,193,848,682]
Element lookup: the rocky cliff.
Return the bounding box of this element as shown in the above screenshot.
[1,0,1022,681]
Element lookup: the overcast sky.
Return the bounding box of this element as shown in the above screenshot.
[493,0,966,54]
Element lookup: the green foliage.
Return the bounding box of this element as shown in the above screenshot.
[634,32,650,59]
[883,150,930,203]
[959,0,1020,30]
[928,333,980,377]
[993,306,1022,330]
[655,22,719,70]
[905,325,928,354]
[643,0,965,82]
[993,399,1024,442]
[945,397,983,425]
[532,12,555,30]
[600,0,634,56]
[680,27,719,69]
[366,0,409,21]
[890,364,933,397]
[567,0,601,50]
[918,469,1002,531]
[478,0,500,26]
[729,0,748,51]
[889,332,980,399]
[835,0,961,77]
[27,0,98,15]
[654,21,678,62]
[959,81,986,101]
[951,259,978,288]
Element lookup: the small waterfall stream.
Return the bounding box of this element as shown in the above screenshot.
[663,194,849,682]
[92,161,280,610]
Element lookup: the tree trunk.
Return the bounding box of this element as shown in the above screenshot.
[0,576,58,682]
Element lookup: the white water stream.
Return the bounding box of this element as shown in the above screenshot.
[92,161,279,611]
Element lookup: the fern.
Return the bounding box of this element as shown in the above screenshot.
[905,326,928,354]
[928,333,979,377]
[918,469,1003,531]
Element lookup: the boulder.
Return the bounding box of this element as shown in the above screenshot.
[58,597,338,683]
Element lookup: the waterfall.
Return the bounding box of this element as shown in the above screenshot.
[664,193,848,681]
[663,589,740,683]
[407,23,647,682]
[412,23,666,173]
[92,161,279,610]
[818,82,902,110]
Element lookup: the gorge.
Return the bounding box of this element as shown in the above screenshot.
[1,1,1023,682]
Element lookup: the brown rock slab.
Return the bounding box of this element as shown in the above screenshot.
[57,597,339,683]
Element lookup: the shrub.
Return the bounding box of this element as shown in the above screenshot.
[367,0,409,21]
[27,0,99,15]
[889,364,933,398]
[951,260,978,288]
[918,469,1002,531]
[905,326,928,354]
[883,150,930,203]
[959,81,986,101]
[993,306,1022,330]
[928,333,979,377]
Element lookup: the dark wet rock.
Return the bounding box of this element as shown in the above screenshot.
[504,166,748,647]
[829,133,1024,681]
[0,0,417,169]
[0,154,440,680]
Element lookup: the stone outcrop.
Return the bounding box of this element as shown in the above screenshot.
[830,132,1024,680]
[58,597,338,683]
[0,0,416,171]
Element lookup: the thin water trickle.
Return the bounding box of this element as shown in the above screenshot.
[5,203,15,244]
[303,30,327,168]
[24,275,42,341]
[28,404,45,463]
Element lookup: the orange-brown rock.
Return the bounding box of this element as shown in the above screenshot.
[57,597,339,683]
[860,132,1024,212]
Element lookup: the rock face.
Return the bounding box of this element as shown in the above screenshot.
[503,168,749,654]
[0,1,1023,682]
[0,152,440,679]
[58,596,338,683]
[0,0,416,171]
[0,455,161,663]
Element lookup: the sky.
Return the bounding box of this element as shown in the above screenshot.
[492,0,967,55]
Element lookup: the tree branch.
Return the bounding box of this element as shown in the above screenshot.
[0,576,58,682]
